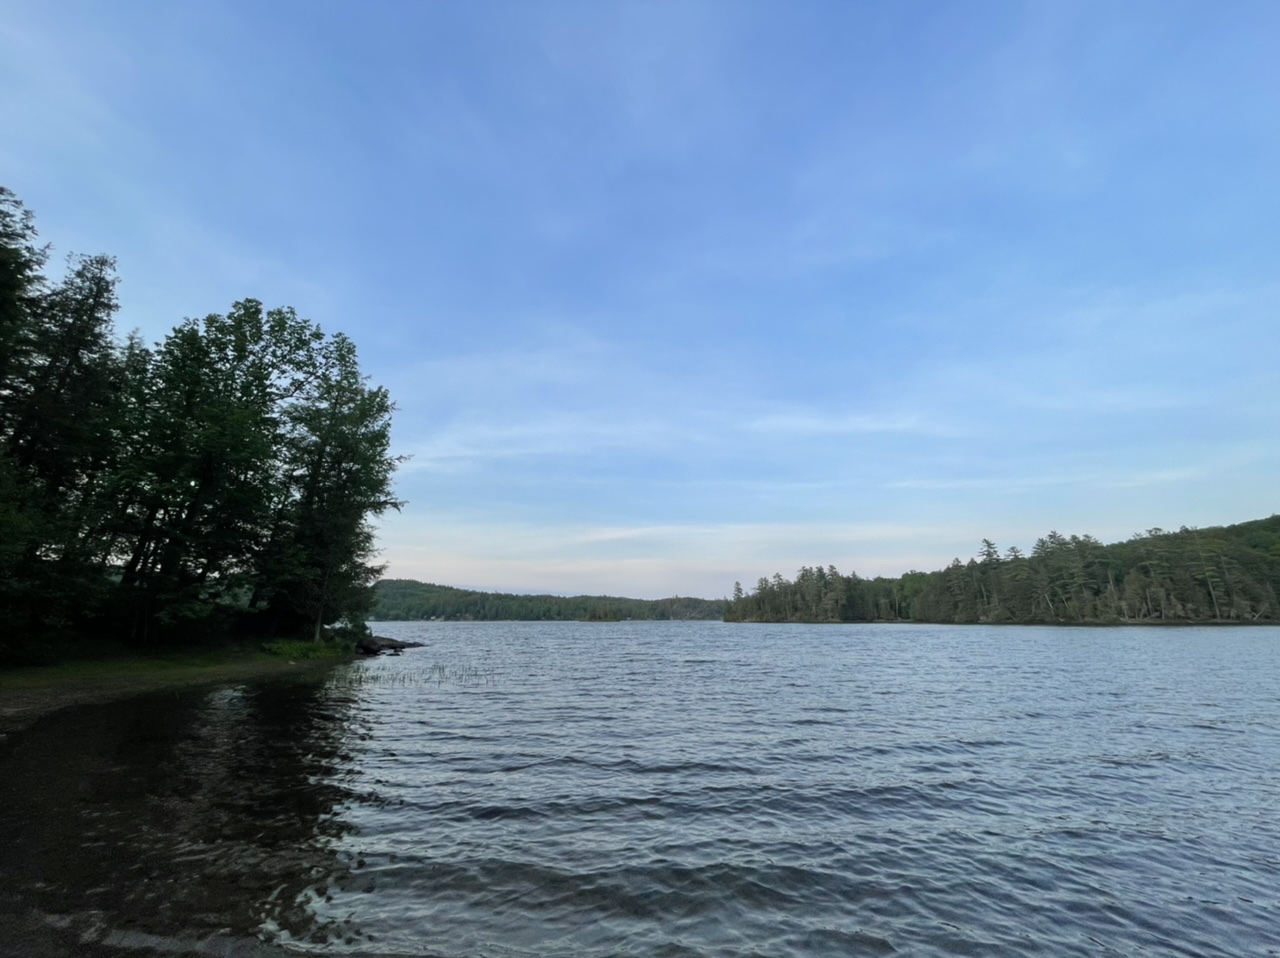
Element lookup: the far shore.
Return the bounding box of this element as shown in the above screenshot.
[0,649,350,740]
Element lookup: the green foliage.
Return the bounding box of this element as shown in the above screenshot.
[325,620,373,644]
[249,332,403,640]
[372,579,726,622]
[0,186,402,659]
[261,639,353,660]
[724,516,1280,625]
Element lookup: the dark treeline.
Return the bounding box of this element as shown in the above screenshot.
[0,187,401,663]
[374,579,726,622]
[725,516,1280,625]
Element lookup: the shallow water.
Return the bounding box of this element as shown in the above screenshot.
[1,622,1278,957]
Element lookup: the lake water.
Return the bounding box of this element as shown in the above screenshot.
[1,622,1278,957]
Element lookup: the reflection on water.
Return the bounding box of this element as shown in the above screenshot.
[2,622,1280,957]
[0,675,367,955]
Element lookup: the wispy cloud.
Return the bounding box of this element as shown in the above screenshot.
[9,0,1279,597]
[889,466,1204,494]
[401,411,685,469]
[376,515,997,597]
[747,410,962,438]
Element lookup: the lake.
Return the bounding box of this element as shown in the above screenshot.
[1,622,1278,957]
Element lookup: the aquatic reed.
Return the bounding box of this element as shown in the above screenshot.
[329,663,496,688]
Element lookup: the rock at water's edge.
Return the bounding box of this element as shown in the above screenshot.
[356,635,425,655]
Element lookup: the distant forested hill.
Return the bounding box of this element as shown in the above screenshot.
[725,515,1280,625]
[373,580,726,621]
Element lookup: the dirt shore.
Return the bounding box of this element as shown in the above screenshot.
[0,653,349,740]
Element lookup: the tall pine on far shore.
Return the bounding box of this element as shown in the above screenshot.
[0,187,402,661]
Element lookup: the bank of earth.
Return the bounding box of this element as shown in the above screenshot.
[0,649,349,740]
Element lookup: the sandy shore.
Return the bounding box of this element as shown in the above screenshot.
[0,653,349,740]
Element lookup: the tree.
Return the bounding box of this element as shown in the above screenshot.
[251,332,404,639]
[0,187,47,401]
[0,188,48,612]
[7,255,121,522]
[0,244,124,645]
[104,301,330,640]
[726,517,1280,626]
[0,186,406,658]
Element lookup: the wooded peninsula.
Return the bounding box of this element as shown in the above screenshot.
[1,187,401,665]
[724,516,1280,624]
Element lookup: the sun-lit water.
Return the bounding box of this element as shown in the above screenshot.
[2,622,1279,957]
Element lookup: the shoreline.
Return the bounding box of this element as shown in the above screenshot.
[0,652,351,740]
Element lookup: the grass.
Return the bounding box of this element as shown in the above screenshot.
[260,639,354,660]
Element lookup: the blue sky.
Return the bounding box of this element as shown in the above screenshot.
[4,1,1277,598]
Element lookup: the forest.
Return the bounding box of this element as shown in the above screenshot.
[373,579,726,622]
[725,516,1280,624]
[0,187,401,664]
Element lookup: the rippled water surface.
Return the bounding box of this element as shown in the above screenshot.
[2,622,1279,957]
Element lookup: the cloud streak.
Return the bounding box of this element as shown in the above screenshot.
[7,1,1279,596]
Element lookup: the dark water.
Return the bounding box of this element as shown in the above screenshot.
[2,623,1279,957]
